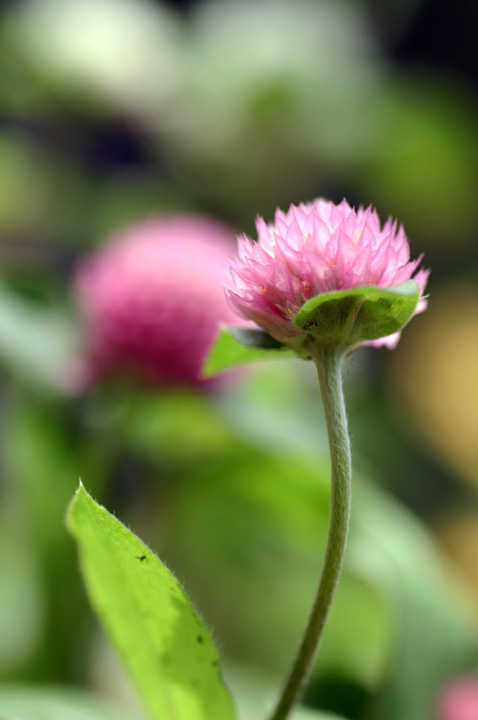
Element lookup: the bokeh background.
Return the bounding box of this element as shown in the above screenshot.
[0,1,477,719]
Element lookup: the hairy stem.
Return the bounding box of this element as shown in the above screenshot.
[268,348,352,720]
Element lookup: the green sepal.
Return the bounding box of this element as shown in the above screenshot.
[67,484,236,720]
[204,282,420,376]
[202,325,294,377]
[294,281,420,347]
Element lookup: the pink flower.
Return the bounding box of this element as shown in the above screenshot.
[435,675,478,720]
[74,215,240,389]
[226,198,429,349]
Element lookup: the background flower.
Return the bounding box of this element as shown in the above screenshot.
[75,215,239,388]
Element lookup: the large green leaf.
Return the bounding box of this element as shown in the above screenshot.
[67,485,236,720]
[202,325,294,377]
[294,281,420,346]
[0,687,134,720]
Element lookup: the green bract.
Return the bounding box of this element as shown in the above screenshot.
[294,281,420,347]
[203,282,420,376]
[67,484,236,720]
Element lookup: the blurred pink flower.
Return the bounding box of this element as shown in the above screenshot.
[226,198,429,349]
[74,215,240,389]
[435,675,478,720]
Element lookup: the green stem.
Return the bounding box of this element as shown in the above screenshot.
[268,347,352,720]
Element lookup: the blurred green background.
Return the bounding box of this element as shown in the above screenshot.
[0,1,477,719]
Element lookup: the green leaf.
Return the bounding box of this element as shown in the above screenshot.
[202,326,294,377]
[0,687,135,720]
[67,484,236,720]
[294,281,420,346]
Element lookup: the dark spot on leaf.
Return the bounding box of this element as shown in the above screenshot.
[197,634,204,644]
[136,555,146,561]
[212,659,218,667]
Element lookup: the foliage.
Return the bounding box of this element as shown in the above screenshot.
[67,484,236,720]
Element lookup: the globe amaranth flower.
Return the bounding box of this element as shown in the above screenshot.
[226,198,429,350]
[74,215,241,389]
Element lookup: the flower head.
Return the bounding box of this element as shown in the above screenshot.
[74,215,240,389]
[226,198,429,350]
